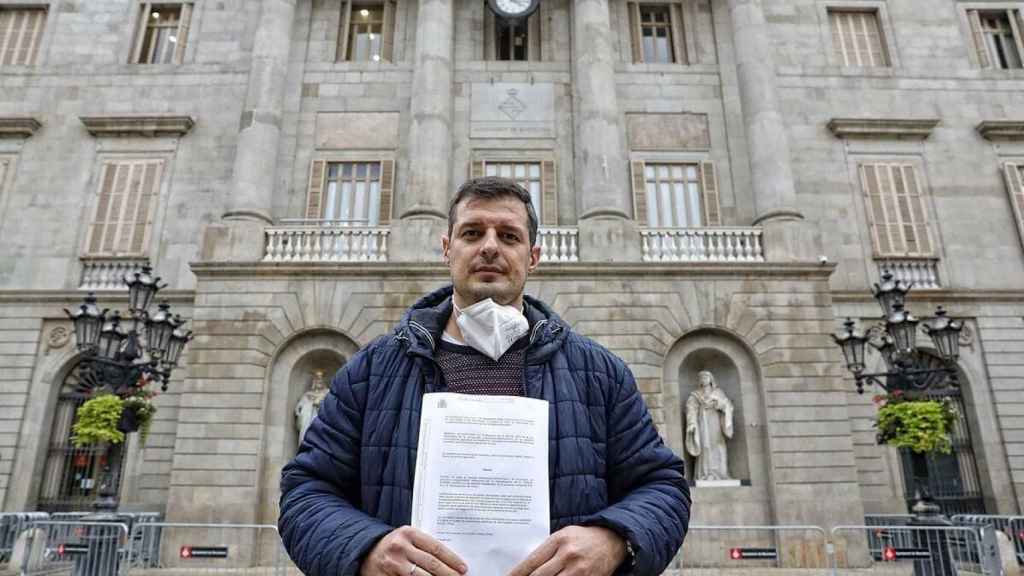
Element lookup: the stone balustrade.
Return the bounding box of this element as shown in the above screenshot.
[876,258,941,289]
[537,228,579,263]
[641,228,765,263]
[264,225,390,263]
[79,258,150,290]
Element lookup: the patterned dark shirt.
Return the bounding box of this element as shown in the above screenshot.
[435,334,527,396]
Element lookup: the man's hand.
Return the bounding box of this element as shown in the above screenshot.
[360,526,468,576]
[507,526,627,576]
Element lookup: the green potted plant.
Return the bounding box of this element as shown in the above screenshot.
[873,390,957,454]
[72,384,159,447]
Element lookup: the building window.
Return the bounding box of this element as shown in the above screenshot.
[829,9,889,67]
[0,7,46,66]
[133,3,193,64]
[306,160,395,225]
[471,159,557,225]
[631,161,720,227]
[859,163,935,257]
[1003,162,1024,250]
[338,1,396,62]
[968,9,1024,69]
[84,159,164,257]
[627,2,686,64]
[484,9,540,61]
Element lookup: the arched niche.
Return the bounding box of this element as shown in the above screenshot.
[663,328,773,525]
[257,329,358,526]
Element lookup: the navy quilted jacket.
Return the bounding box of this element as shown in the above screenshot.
[279,286,690,575]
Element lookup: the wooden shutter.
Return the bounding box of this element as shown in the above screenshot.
[86,160,163,256]
[337,1,352,61]
[699,161,721,226]
[669,3,686,64]
[861,163,894,256]
[381,0,396,62]
[471,160,486,179]
[897,164,933,256]
[1003,163,1024,249]
[483,6,496,61]
[378,159,395,224]
[173,3,192,64]
[528,11,542,61]
[132,3,150,64]
[540,160,557,226]
[627,2,643,63]
[968,10,992,69]
[631,160,648,225]
[306,160,327,219]
[0,8,46,66]
[1009,10,1024,65]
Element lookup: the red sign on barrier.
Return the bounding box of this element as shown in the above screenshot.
[181,546,229,559]
[729,547,777,560]
[883,546,931,561]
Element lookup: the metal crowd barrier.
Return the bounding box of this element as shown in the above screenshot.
[0,512,49,564]
[678,525,830,573]
[124,522,288,575]
[952,514,1024,564]
[18,520,129,576]
[831,524,999,576]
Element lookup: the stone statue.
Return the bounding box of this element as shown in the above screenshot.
[295,369,330,445]
[685,370,735,482]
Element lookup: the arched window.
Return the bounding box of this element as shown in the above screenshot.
[36,362,126,512]
[898,353,985,515]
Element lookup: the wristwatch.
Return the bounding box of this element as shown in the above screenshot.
[623,539,637,572]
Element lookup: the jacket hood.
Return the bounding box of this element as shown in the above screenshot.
[395,284,568,364]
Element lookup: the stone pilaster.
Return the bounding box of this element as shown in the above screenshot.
[572,0,639,262]
[726,0,817,262]
[391,0,455,262]
[205,0,297,262]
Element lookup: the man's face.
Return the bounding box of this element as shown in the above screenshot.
[442,195,541,306]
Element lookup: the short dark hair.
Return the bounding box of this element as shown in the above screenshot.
[447,177,539,246]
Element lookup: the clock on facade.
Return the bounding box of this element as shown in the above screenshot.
[488,0,539,20]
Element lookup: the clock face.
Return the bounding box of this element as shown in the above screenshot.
[492,0,535,17]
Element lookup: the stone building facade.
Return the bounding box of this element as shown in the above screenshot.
[0,0,1022,539]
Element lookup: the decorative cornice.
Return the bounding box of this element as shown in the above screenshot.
[827,118,941,140]
[0,117,42,138]
[79,115,195,138]
[0,290,195,305]
[976,121,1024,141]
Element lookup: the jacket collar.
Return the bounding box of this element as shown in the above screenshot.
[395,285,567,364]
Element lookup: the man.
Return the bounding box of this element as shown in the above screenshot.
[279,177,690,576]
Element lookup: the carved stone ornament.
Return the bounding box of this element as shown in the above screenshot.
[47,325,71,351]
[958,323,974,349]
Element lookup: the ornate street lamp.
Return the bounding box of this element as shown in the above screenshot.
[63,265,193,514]
[832,270,962,395]
[832,270,963,520]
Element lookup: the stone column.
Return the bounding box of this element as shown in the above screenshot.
[202,0,296,262]
[391,0,454,262]
[572,0,639,261]
[726,0,816,262]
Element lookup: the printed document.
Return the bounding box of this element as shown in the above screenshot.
[412,393,550,576]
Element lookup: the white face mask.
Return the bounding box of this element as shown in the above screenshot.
[454,298,529,361]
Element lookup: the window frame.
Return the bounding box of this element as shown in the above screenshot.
[0,4,49,67]
[629,151,721,228]
[130,1,197,65]
[470,153,558,227]
[960,3,1024,70]
[305,152,396,226]
[337,0,397,63]
[818,1,898,69]
[1002,160,1024,251]
[81,153,174,259]
[622,0,691,65]
[854,159,939,259]
[483,5,541,62]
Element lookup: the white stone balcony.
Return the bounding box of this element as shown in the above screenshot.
[641,228,765,263]
[876,258,941,289]
[537,227,579,263]
[79,258,150,290]
[264,222,390,263]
